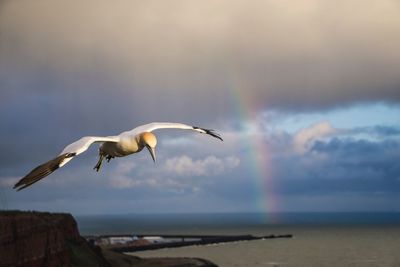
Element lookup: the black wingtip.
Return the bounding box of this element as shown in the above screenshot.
[13,183,26,191]
[205,129,223,141]
[14,180,34,191]
[15,186,24,192]
[13,181,23,190]
[193,126,223,141]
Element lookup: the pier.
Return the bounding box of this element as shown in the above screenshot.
[86,234,293,253]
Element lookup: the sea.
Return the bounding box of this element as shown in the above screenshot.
[75,212,400,267]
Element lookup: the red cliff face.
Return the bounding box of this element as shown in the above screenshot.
[0,211,218,267]
[0,211,105,267]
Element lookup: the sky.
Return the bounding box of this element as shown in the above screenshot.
[0,0,399,215]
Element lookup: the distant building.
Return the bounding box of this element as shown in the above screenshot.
[142,236,165,244]
[108,236,134,245]
[99,237,110,245]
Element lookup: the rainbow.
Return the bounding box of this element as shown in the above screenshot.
[227,80,279,222]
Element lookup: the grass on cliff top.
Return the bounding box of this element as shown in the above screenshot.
[67,240,110,267]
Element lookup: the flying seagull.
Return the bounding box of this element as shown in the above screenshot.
[13,122,222,191]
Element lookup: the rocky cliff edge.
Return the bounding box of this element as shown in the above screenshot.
[0,211,217,267]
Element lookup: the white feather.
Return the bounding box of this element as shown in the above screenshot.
[60,136,120,155]
[122,122,195,137]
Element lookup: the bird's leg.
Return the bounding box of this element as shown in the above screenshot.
[106,155,114,162]
[93,154,104,172]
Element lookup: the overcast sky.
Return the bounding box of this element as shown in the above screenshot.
[1,0,399,215]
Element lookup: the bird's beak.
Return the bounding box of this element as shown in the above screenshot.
[146,146,156,163]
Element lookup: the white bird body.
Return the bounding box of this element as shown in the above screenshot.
[14,122,222,191]
[100,123,201,158]
[101,135,140,157]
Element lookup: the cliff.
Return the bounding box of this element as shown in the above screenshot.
[0,211,217,267]
[0,210,110,267]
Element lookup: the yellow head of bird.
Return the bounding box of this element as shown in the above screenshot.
[141,132,157,148]
[141,132,157,163]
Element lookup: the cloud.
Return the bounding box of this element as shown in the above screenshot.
[109,175,141,189]
[0,177,19,188]
[164,155,240,177]
[274,137,400,196]
[351,125,400,138]
[108,154,240,190]
[371,126,400,136]
[293,121,337,153]
[307,137,400,196]
[108,160,141,189]
[1,0,400,116]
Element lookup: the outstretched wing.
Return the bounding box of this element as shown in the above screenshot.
[14,136,119,191]
[123,122,223,141]
[13,152,76,191]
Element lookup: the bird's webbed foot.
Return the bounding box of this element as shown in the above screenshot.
[93,155,104,172]
[106,155,114,162]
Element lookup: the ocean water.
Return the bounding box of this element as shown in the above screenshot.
[75,213,400,267]
[76,212,400,235]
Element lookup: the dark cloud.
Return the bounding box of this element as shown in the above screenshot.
[271,138,400,196]
[351,126,400,137]
[372,126,400,136]
[311,137,399,157]
[1,0,400,116]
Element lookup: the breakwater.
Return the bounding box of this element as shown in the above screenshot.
[93,234,293,253]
